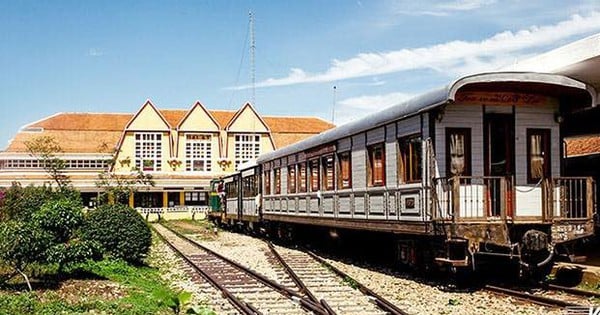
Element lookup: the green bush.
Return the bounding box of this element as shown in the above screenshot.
[82,204,151,264]
[0,183,81,222]
[34,197,84,243]
[0,184,54,222]
[0,221,53,283]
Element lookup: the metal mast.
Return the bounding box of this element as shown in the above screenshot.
[332,85,337,124]
[249,11,256,106]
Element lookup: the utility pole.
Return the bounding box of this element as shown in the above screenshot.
[249,11,256,107]
[332,85,337,124]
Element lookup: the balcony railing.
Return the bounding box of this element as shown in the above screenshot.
[432,176,595,222]
[545,177,595,220]
[136,205,209,216]
[432,176,511,221]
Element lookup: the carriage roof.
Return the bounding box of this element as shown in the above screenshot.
[257,71,594,163]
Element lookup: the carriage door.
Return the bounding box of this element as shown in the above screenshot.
[484,114,515,217]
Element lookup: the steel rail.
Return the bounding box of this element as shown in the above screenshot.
[159,223,329,315]
[151,225,256,315]
[305,250,410,315]
[266,242,337,315]
[484,285,586,308]
[541,283,600,299]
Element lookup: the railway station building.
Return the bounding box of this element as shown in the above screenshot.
[0,100,334,212]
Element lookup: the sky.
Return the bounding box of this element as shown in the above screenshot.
[2,0,600,149]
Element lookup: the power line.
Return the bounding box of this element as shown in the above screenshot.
[249,10,256,107]
[227,16,251,109]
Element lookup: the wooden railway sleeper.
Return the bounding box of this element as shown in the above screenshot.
[151,225,257,315]
[160,224,329,315]
[305,250,410,315]
[266,242,337,315]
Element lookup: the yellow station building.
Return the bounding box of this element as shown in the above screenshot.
[0,100,334,212]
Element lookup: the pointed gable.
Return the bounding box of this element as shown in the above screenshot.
[226,103,269,132]
[178,101,220,132]
[125,100,171,131]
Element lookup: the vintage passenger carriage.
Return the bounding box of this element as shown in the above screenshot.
[221,72,597,273]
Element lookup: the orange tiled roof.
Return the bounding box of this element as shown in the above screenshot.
[565,135,600,157]
[210,110,237,128]
[4,109,333,153]
[6,130,123,153]
[160,110,187,127]
[271,133,320,149]
[28,113,132,131]
[263,116,334,133]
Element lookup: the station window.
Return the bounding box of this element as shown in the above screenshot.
[288,165,297,193]
[398,135,422,183]
[367,144,385,187]
[274,168,281,194]
[527,129,551,184]
[321,155,334,191]
[264,170,271,195]
[185,134,212,172]
[446,128,471,177]
[135,133,162,172]
[309,159,320,191]
[338,152,352,189]
[234,134,261,170]
[298,162,307,193]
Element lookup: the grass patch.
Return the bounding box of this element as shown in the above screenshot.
[163,219,219,241]
[0,259,174,314]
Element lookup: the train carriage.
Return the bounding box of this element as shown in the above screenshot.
[253,72,597,273]
[223,162,262,226]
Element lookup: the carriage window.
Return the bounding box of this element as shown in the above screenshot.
[398,135,422,183]
[527,129,551,184]
[309,159,320,191]
[288,165,297,193]
[367,143,385,187]
[298,162,307,193]
[242,174,258,197]
[264,170,271,195]
[322,155,334,191]
[338,152,352,189]
[225,180,238,198]
[274,168,281,194]
[446,128,471,177]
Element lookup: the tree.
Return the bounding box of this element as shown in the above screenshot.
[24,136,71,190]
[0,193,101,289]
[95,142,154,205]
[0,221,53,290]
[82,204,151,264]
[0,183,56,222]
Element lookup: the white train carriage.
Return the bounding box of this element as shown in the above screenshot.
[223,162,261,224]
[256,72,597,270]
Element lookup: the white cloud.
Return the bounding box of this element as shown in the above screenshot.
[436,0,496,11]
[335,92,413,125]
[228,11,600,90]
[87,48,104,57]
[395,0,496,15]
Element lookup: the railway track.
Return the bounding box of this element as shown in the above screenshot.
[265,242,403,315]
[153,224,327,315]
[484,283,598,309]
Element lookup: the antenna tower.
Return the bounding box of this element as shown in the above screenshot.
[249,11,256,106]
[332,85,337,123]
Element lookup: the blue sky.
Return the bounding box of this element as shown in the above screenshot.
[2,0,600,149]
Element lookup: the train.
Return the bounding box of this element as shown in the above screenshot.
[208,71,597,276]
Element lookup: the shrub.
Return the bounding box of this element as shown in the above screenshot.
[0,183,54,222]
[82,204,151,264]
[0,221,53,289]
[34,197,84,243]
[0,183,81,222]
